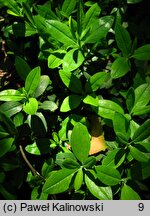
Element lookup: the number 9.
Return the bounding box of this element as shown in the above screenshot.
[138,203,144,211]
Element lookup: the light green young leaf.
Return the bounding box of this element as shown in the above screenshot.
[60,95,81,112]
[43,168,77,194]
[25,67,41,96]
[132,44,150,60]
[121,184,141,200]
[70,122,90,163]
[23,98,38,115]
[0,89,25,101]
[83,94,99,106]
[111,57,130,79]
[63,49,84,72]
[48,50,66,69]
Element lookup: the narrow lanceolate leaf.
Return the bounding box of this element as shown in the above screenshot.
[85,16,114,43]
[95,165,121,186]
[25,67,41,96]
[121,184,141,200]
[85,174,112,200]
[132,44,150,60]
[43,168,77,194]
[59,70,82,94]
[83,3,101,29]
[70,122,90,163]
[131,83,150,114]
[60,95,81,112]
[132,119,150,142]
[115,24,132,56]
[97,99,124,120]
[111,57,130,79]
[62,0,77,16]
[0,90,25,101]
[129,145,150,163]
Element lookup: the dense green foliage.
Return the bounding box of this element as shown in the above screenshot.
[0,0,150,200]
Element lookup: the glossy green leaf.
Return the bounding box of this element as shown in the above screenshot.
[0,101,22,117]
[121,184,141,200]
[33,75,51,98]
[43,168,77,194]
[48,50,66,69]
[95,165,121,185]
[59,70,82,94]
[129,145,150,162]
[25,142,41,155]
[63,49,84,72]
[111,57,130,79]
[23,98,38,115]
[70,122,90,163]
[15,56,31,80]
[13,113,24,127]
[115,24,132,56]
[62,0,77,16]
[25,67,41,96]
[86,72,109,92]
[85,16,114,43]
[132,119,150,142]
[126,87,135,113]
[85,174,112,200]
[97,99,124,119]
[83,3,101,29]
[129,161,150,180]
[60,95,81,112]
[83,156,96,168]
[83,94,99,106]
[102,148,126,168]
[0,0,21,17]
[0,138,14,158]
[74,168,83,191]
[0,89,25,101]
[132,105,150,116]
[131,83,150,114]
[0,112,17,136]
[62,158,80,169]
[132,44,150,60]
[39,101,58,112]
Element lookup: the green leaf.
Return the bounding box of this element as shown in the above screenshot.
[83,156,96,168]
[48,50,66,69]
[43,168,77,194]
[111,57,130,79]
[115,24,132,56]
[83,3,101,29]
[39,101,58,112]
[45,19,77,47]
[62,158,80,169]
[25,66,41,96]
[33,75,51,98]
[0,112,17,136]
[31,114,47,136]
[83,94,99,106]
[95,165,121,186]
[131,83,150,114]
[129,145,150,162]
[15,56,31,81]
[60,95,81,112]
[132,105,150,116]
[129,161,150,180]
[59,70,82,94]
[132,119,150,142]
[77,0,84,36]
[85,16,114,43]
[0,0,21,17]
[127,0,142,3]
[63,49,84,72]
[25,142,41,155]
[86,72,109,92]
[85,174,112,200]
[13,113,24,127]
[126,87,135,113]
[132,44,150,60]
[121,184,141,200]
[70,122,90,163]
[62,0,77,16]
[97,99,124,119]
[0,101,22,117]
[0,138,14,158]
[23,98,38,115]
[0,89,25,101]
[74,168,83,191]
[102,148,126,168]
